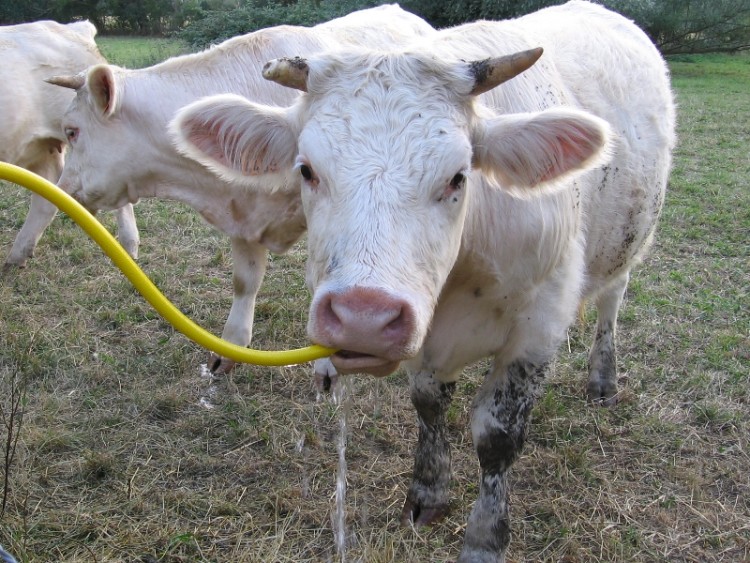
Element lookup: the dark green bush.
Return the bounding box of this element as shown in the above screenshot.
[179,0,373,47]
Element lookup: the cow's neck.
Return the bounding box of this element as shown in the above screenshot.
[139,150,305,254]
[458,178,582,286]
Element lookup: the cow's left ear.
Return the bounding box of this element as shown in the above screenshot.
[86,64,118,118]
[169,93,298,187]
[473,108,611,191]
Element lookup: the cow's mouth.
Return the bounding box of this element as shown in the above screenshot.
[331,350,400,377]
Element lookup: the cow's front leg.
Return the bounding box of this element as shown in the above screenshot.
[115,203,140,260]
[401,369,456,526]
[587,272,628,406]
[313,357,338,393]
[209,238,268,374]
[460,359,547,563]
[5,193,58,268]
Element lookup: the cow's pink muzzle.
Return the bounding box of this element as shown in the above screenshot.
[310,286,417,376]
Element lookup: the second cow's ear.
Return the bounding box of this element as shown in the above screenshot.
[169,93,298,187]
[87,64,118,118]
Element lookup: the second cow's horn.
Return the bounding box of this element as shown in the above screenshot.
[262,57,309,92]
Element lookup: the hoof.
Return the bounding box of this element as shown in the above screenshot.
[209,354,236,375]
[314,358,338,393]
[586,379,620,407]
[3,257,29,271]
[400,498,450,527]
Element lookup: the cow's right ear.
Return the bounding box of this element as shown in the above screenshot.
[169,93,298,186]
[87,64,118,118]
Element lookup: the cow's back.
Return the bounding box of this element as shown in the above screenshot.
[517,1,676,293]
[0,20,105,166]
[317,3,434,48]
[130,4,433,113]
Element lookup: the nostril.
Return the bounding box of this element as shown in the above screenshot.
[319,294,342,331]
[384,306,406,333]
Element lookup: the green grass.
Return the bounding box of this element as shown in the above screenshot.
[0,45,748,562]
[96,36,192,68]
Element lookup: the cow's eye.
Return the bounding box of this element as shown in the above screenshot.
[300,164,313,181]
[437,170,468,203]
[65,127,79,143]
[299,163,320,189]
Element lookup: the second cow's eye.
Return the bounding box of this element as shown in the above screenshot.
[65,127,79,143]
[298,162,320,189]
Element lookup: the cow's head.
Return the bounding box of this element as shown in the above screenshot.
[171,47,610,377]
[48,64,143,211]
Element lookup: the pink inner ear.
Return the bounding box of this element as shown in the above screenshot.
[539,123,604,183]
[188,125,231,169]
[92,68,114,116]
[185,118,275,176]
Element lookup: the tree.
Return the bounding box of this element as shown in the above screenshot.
[403,0,750,53]
[635,0,750,53]
[2,0,749,51]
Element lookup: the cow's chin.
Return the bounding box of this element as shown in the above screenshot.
[330,352,401,378]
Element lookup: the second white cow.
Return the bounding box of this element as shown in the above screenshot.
[1,19,139,267]
[50,5,434,374]
[172,1,676,559]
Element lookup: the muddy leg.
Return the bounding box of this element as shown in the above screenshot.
[459,359,547,562]
[401,369,456,526]
[587,272,629,406]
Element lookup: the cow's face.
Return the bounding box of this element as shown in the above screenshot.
[172,48,610,376]
[52,65,141,211]
[294,55,480,376]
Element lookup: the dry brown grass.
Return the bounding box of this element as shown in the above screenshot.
[0,50,748,562]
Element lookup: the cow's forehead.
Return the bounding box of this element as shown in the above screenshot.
[298,51,476,182]
[299,101,472,192]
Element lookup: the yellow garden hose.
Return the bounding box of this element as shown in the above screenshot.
[0,162,335,366]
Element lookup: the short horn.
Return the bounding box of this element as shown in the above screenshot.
[262,57,309,92]
[46,74,85,90]
[469,47,544,96]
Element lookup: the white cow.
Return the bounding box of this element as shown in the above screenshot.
[171,1,676,559]
[0,19,139,267]
[50,5,434,375]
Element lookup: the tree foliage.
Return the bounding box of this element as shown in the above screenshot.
[178,0,370,47]
[632,0,750,53]
[1,0,749,54]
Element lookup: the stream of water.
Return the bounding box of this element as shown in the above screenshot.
[332,377,352,562]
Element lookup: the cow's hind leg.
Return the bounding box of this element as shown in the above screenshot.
[401,370,456,526]
[460,359,546,563]
[587,272,629,406]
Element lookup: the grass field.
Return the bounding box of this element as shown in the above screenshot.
[0,39,748,562]
[96,36,192,69]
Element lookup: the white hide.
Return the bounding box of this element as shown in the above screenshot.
[171,0,675,379]
[55,5,434,373]
[1,20,139,266]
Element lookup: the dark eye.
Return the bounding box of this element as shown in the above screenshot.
[450,172,466,189]
[300,164,313,181]
[65,127,78,143]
